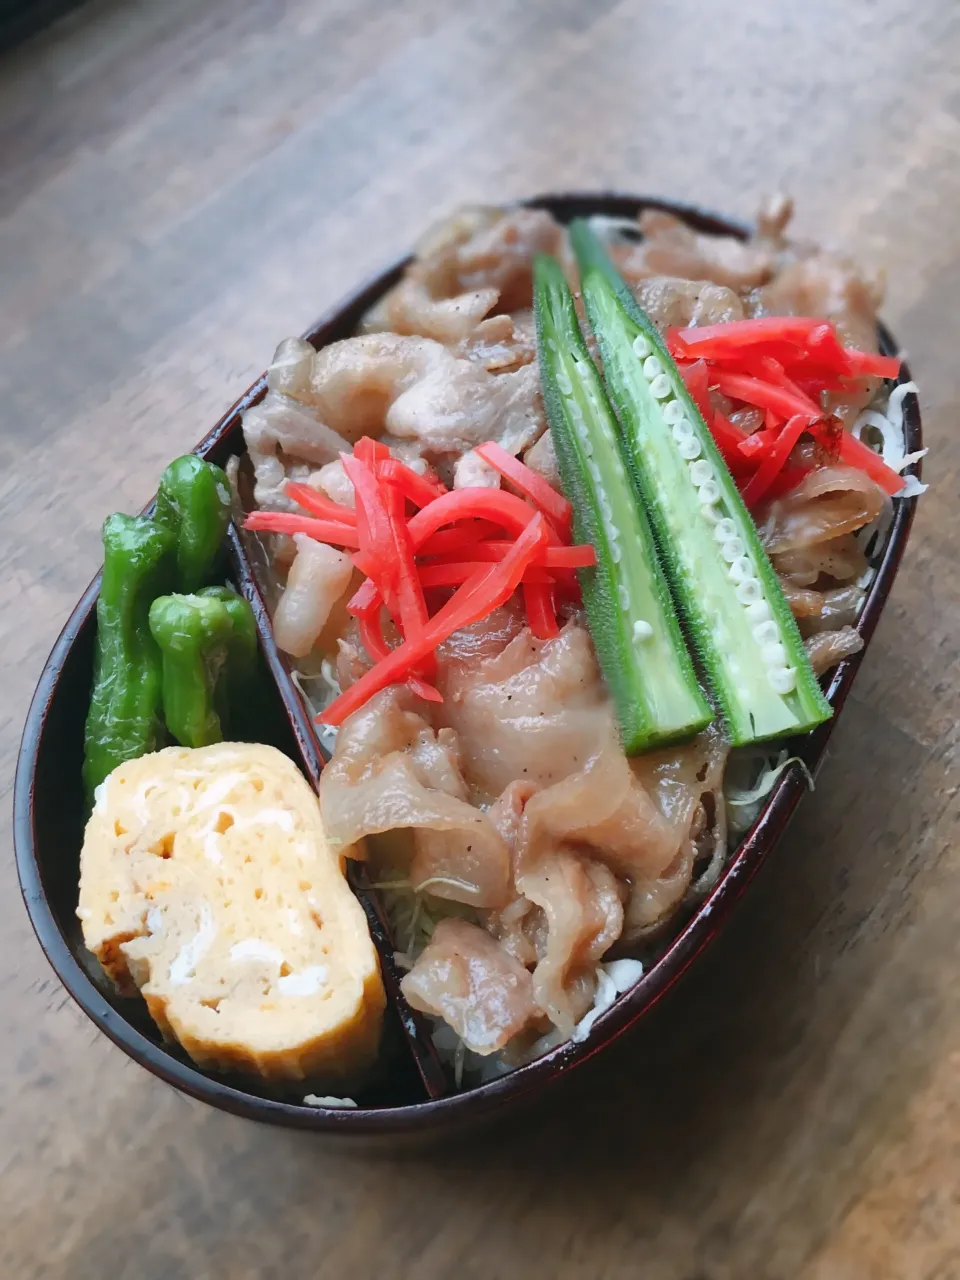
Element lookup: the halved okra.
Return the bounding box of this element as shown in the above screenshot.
[533,254,713,752]
[570,221,832,745]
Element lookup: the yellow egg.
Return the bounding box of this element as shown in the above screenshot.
[78,743,384,1085]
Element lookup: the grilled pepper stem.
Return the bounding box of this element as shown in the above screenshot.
[533,254,712,752]
[154,455,232,593]
[570,220,832,745]
[148,590,258,748]
[83,514,176,801]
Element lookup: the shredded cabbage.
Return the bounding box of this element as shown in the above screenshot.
[290,661,340,754]
[724,749,814,835]
[851,380,927,494]
[585,214,644,243]
[571,958,645,1043]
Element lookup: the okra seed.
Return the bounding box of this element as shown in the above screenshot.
[721,537,745,562]
[663,401,685,425]
[587,459,603,484]
[744,599,772,625]
[671,418,695,442]
[752,620,781,647]
[701,502,722,523]
[768,666,797,695]
[697,480,721,506]
[555,370,573,396]
[609,541,622,564]
[678,436,701,460]
[633,619,654,641]
[729,556,755,584]
[618,583,631,610]
[642,356,662,380]
[714,518,738,543]
[689,460,714,486]
[761,641,788,668]
[650,374,672,399]
[632,334,652,359]
[736,579,762,605]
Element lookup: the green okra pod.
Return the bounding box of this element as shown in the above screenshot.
[534,253,713,752]
[570,220,832,745]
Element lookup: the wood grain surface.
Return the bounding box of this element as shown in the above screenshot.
[1,2,958,1277]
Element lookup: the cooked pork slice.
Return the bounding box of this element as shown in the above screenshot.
[522,429,562,490]
[272,535,353,659]
[277,332,544,461]
[517,737,691,884]
[242,389,350,510]
[364,276,499,345]
[486,780,538,862]
[804,626,864,675]
[760,464,885,585]
[453,449,501,489]
[617,209,777,293]
[267,336,317,400]
[401,918,539,1054]
[437,622,613,800]
[455,312,537,372]
[781,581,865,632]
[761,465,886,555]
[620,846,695,942]
[310,458,355,509]
[632,276,745,330]
[435,602,525,666]
[361,206,562,344]
[773,536,869,587]
[318,687,511,909]
[517,851,624,1033]
[453,208,564,312]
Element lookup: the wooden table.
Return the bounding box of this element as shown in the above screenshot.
[1,2,958,1276]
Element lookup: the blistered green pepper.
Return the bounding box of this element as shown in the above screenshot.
[83,514,176,801]
[148,589,258,748]
[197,585,259,732]
[154,455,232,593]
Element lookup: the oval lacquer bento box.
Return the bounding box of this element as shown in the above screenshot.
[13,194,922,1138]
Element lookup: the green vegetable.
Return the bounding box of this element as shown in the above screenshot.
[148,589,257,749]
[82,514,176,801]
[533,254,713,752]
[570,221,832,745]
[197,585,259,733]
[154,455,232,593]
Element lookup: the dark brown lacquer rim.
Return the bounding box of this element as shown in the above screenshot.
[13,193,922,1137]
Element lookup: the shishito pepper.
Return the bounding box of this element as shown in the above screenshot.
[82,513,176,801]
[196,585,259,734]
[148,588,258,748]
[154,455,232,592]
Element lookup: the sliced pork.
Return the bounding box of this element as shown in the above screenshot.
[518,851,624,1033]
[437,622,613,802]
[272,535,353,659]
[401,919,540,1054]
[318,688,511,909]
[616,209,777,293]
[632,276,745,330]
